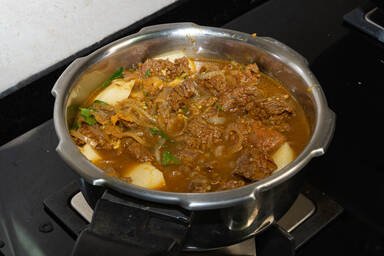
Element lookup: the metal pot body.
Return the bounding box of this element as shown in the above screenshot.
[52,23,335,249]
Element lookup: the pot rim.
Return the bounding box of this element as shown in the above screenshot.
[52,23,335,210]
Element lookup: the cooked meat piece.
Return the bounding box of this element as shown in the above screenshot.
[168,78,198,111]
[140,58,172,79]
[249,124,286,153]
[123,138,154,162]
[243,63,261,85]
[197,72,227,95]
[139,57,191,81]
[78,124,112,150]
[219,85,263,113]
[249,96,293,120]
[223,63,261,87]
[186,118,223,149]
[233,147,277,181]
[174,78,198,98]
[261,96,293,116]
[173,57,192,76]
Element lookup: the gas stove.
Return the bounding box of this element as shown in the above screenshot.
[47,182,341,256]
[0,120,342,255]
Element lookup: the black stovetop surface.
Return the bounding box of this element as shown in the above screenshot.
[1,0,384,255]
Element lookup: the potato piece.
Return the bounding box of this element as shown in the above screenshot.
[154,50,187,62]
[79,144,101,162]
[124,162,166,189]
[272,142,295,172]
[95,79,134,106]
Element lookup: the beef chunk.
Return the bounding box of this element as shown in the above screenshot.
[186,118,223,149]
[233,147,277,181]
[249,96,294,120]
[174,57,192,76]
[123,139,154,162]
[139,57,191,81]
[169,78,198,111]
[219,85,263,113]
[174,78,198,98]
[224,63,261,87]
[261,96,293,116]
[249,125,286,153]
[197,72,227,95]
[243,63,261,85]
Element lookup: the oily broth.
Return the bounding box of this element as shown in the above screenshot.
[257,74,310,154]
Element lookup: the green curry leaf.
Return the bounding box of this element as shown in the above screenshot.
[79,108,97,125]
[144,69,151,78]
[93,99,109,105]
[161,151,180,166]
[149,127,171,141]
[101,67,124,88]
[215,103,223,111]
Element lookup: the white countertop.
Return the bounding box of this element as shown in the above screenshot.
[0,0,176,96]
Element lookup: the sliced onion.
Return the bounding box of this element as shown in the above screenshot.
[224,127,244,154]
[154,138,166,163]
[117,105,154,128]
[124,99,156,122]
[214,145,225,157]
[207,116,226,125]
[199,70,225,80]
[172,116,188,137]
[70,130,98,147]
[121,131,148,146]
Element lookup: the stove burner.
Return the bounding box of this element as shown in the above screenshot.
[70,192,315,234]
[44,182,342,255]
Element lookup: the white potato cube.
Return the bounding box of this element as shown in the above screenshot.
[124,162,166,189]
[79,144,101,162]
[95,79,135,106]
[154,50,188,62]
[272,142,295,172]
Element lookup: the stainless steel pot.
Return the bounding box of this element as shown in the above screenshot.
[52,23,335,250]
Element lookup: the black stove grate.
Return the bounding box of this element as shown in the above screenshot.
[44,182,342,256]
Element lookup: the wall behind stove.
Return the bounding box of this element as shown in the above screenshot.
[0,0,176,96]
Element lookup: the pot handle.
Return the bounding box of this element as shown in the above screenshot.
[51,56,88,97]
[71,190,192,256]
[311,108,336,157]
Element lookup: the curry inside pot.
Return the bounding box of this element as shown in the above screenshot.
[69,55,310,193]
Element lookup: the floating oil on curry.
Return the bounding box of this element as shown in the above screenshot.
[70,56,310,192]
